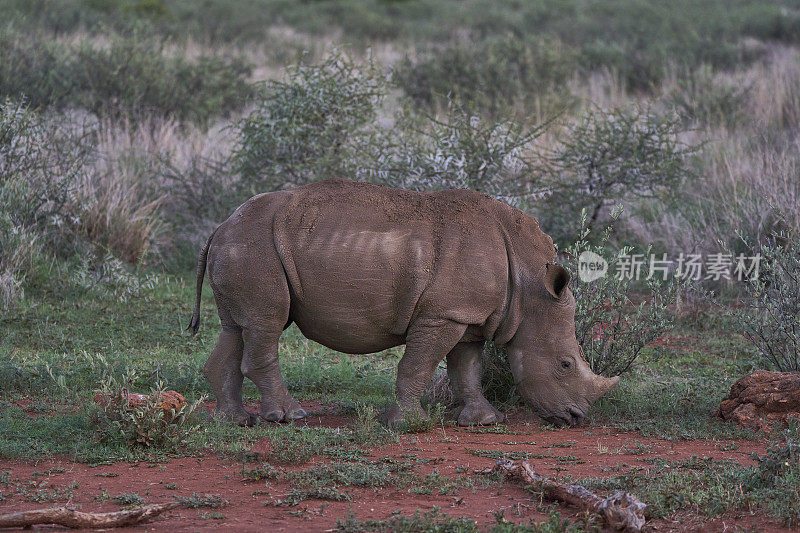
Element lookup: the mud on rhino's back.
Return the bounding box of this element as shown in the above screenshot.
[275,182,442,353]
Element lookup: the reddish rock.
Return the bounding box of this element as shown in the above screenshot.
[715,370,800,430]
[154,390,188,413]
[94,390,187,419]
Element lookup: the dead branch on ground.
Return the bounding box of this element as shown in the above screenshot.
[484,458,646,532]
[0,501,180,529]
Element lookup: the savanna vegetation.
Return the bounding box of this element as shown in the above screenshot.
[2,0,800,530]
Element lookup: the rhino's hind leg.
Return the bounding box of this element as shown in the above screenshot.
[240,327,306,423]
[203,325,258,427]
[382,318,468,427]
[446,342,505,426]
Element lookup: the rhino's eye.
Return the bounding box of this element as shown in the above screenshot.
[561,360,571,369]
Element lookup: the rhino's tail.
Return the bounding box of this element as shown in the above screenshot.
[186,227,218,336]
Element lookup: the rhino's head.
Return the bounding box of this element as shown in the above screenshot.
[507,263,619,426]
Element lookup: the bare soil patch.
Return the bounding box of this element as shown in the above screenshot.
[0,405,790,532]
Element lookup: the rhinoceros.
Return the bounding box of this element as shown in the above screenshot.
[188,179,618,427]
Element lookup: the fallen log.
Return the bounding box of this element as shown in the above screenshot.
[0,501,180,529]
[486,459,646,532]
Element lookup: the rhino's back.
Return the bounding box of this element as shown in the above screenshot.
[274,180,520,352]
[209,180,552,354]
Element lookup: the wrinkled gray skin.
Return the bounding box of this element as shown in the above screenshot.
[188,180,619,427]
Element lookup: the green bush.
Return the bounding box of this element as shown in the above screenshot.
[667,66,752,128]
[0,31,254,126]
[0,31,73,111]
[72,35,253,125]
[0,0,174,35]
[369,102,546,205]
[395,34,576,119]
[92,370,204,448]
[735,235,800,371]
[572,1,763,91]
[0,99,88,308]
[562,210,681,376]
[193,61,549,250]
[232,52,385,193]
[542,106,697,241]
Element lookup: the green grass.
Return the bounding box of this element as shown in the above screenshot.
[337,507,593,532]
[0,274,767,465]
[290,461,392,488]
[587,325,763,440]
[0,273,400,462]
[573,426,800,526]
[176,493,228,508]
[0,275,783,528]
[466,448,534,461]
[0,276,398,404]
[111,492,145,506]
[243,450,484,505]
[269,486,352,507]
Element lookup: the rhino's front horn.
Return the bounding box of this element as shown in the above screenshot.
[589,375,620,402]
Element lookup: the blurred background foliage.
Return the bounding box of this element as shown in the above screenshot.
[1,0,799,374]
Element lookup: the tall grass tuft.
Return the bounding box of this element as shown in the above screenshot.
[0,99,165,308]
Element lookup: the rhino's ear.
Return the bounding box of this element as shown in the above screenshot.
[545,263,570,299]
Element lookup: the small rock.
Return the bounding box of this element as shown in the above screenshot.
[715,370,800,430]
[94,390,188,419]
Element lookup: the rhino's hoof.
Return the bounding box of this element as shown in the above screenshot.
[379,404,414,427]
[239,413,260,427]
[379,404,428,427]
[259,402,307,423]
[213,408,259,427]
[457,403,505,426]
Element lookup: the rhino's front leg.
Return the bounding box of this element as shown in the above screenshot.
[382,318,468,427]
[446,341,505,426]
[241,327,306,422]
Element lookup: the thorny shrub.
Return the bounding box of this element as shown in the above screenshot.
[0,30,253,126]
[366,102,546,208]
[542,106,697,240]
[736,234,800,371]
[231,53,547,208]
[0,99,89,308]
[233,52,386,194]
[395,33,576,119]
[563,209,682,377]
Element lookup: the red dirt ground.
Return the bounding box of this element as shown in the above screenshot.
[0,404,791,532]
